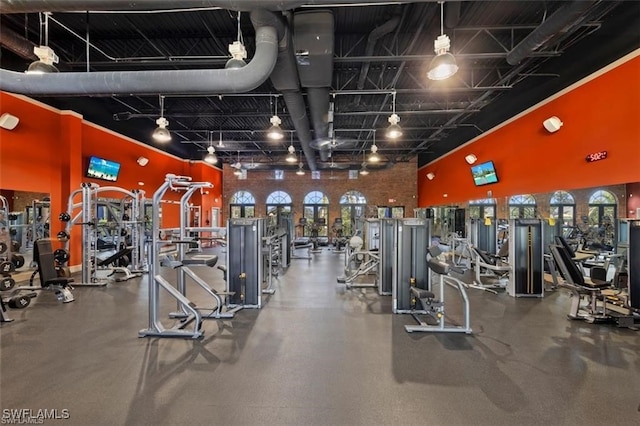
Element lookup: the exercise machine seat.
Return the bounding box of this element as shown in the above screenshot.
[97,247,132,267]
[410,287,435,300]
[34,239,74,289]
[182,255,218,267]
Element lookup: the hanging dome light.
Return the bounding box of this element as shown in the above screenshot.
[152,95,171,143]
[204,145,218,164]
[386,113,403,139]
[286,144,297,163]
[296,162,305,175]
[267,115,284,140]
[226,41,247,69]
[26,15,59,74]
[226,13,247,69]
[369,143,381,163]
[152,117,171,143]
[427,3,459,81]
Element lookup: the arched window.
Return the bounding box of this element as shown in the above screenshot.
[304,191,329,205]
[302,191,329,237]
[340,190,367,236]
[230,190,256,218]
[589,189,617,228]
[508,194,537,219]
[266,190,292,216]
[469,198,497,220]
[550,190,576,226]
[263,190,293,228]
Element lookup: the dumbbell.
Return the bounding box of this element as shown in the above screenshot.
[7,293,36,309]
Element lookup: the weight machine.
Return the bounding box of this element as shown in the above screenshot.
[377,218,396,295]
[468,217,497,254]
[337,235,379,290]
[140,174,212,338]
[392,218,431,314]
[62,183,145,286]
[404,257,472,334]
[226,218,267,309]
[168,181,241,322]
[507,219,544,298]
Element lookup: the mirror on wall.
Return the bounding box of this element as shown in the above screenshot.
[0,190,51,273]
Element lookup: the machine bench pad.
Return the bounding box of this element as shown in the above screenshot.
[182,255,218,267]
[410,287,435,299]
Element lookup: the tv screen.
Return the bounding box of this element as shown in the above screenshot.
[86,156,121,182]
[471,161,499,186]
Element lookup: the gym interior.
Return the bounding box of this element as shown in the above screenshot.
[1,2,639,425]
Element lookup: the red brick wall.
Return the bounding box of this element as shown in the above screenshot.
[221,159,418,224]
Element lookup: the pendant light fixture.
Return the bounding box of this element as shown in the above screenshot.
[286,132,297,163]
[152,95,171,143]
[368,131,381,163]
[226,12,247,69]
[26,12,59,74]
[386,91,402,140]
[204,131,218,164]
[267,96,284,140]
[233,151,243,176]
[296,152,305,175]
[427,1,459,81]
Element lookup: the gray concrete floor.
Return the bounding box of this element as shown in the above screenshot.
[1,246,639,425]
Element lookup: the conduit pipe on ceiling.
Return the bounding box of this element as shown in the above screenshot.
[506,0,597,65]
[249,9,318,171]
[444,1,461,29]
[307,87,331,161]
[356,14,400,94]
[0,26,38,60]
[0,0,458,14]
[294,10,334,163]
[0,22,278,96]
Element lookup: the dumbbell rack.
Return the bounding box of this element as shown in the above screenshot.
[1,195,36,322]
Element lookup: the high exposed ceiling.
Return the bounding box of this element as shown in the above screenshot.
[1,1,638,172]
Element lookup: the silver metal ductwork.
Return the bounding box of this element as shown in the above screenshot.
[250,9,318,171]
[507,0,597,65]
[0,21,278,96]
[294,10,334,162]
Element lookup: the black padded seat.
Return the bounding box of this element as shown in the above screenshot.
[182,255,218,267]
[410,287,435,299]
[97,247,132,267]
[34,239,74,289]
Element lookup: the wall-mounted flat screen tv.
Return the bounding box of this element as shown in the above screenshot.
[471,161,499,186]
[86,156,121,182]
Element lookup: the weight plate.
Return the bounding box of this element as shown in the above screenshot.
[0,261,15,273]
[0,277,16,291]
[11,254,25,269]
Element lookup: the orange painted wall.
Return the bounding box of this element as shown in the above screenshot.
[1,92,223,267]
[418,53,640,207]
